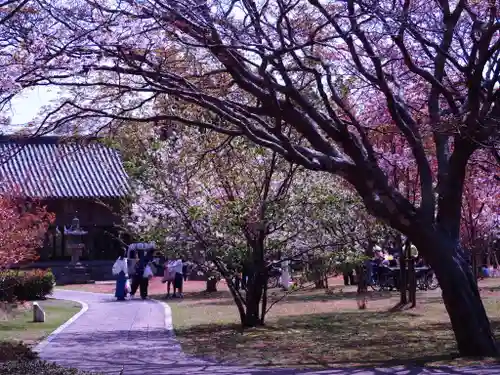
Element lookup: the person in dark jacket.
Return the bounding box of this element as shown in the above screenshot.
[130,258,151,299]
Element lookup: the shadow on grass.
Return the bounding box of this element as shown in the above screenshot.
[173,309,500,369]
[37,326,500,375]
[173,290,234,301]
[162,290,400,307]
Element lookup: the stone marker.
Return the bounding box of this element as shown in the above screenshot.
[33,302,46,323]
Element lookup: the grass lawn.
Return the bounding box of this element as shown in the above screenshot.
[57,277,500,368]
[0,299,81,346]
[163,283,500,369]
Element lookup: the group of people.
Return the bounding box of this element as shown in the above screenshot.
[342,244,422,287]
[161,257,185,298]
[112,255,155,300]
[112,253,187,301]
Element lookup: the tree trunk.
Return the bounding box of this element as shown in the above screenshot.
[356,265,367,293]
[408,257,416,308]
[314,278,325,289]
[244,243,266,328]
[425,239,498,356]
[260,279,268,325]
[472,247,479,279]
[245,271,264,327]
[356,265,368,310]
[206,278,217,293]
[224,275,247,328]
[400,247,408,305]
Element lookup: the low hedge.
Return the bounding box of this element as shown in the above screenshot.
[0,269,55,302]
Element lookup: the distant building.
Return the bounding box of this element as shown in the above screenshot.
[0,135,130,262]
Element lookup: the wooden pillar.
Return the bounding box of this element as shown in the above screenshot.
[52,227,57,259]
[61,225,66,258]
[86,226,94,260]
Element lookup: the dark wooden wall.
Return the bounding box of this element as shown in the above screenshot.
[38,198,126,261]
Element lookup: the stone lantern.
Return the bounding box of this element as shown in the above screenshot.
[58,213,93,285]
[64,215,88,265]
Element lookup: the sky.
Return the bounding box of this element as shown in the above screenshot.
[7,86,57,129]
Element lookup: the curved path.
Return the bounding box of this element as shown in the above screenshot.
[37,289,499,375]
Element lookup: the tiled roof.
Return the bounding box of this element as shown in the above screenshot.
[0,136,129,198]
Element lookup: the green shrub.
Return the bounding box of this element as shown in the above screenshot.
[0,341,38,362]
[0,273,17,302]
[0,269,55,302]
[0,360,101,375]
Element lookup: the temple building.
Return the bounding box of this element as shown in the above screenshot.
[0,135,130,268]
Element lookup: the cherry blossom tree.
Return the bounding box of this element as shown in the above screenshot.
[4,0,500,355]
[0,194,54,269]
[113,123,357,327]
[0,0,45,126]
[370,123,500,258]
[461,152,500,265]
[301,175,392,288]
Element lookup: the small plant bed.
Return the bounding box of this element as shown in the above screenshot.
[0,360,102,375]
[0,299,81,345]
[165,286,500,369]
[0,341,101,374]
[0,341,39,362]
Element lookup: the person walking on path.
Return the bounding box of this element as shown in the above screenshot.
[131,259,154,299]
[170,257,184,298]
[112,255,129,301]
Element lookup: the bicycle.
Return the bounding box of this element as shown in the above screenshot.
[370,267,397,291]
[267,265,282,289]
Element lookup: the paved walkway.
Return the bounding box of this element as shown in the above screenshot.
[37,289,500,375]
